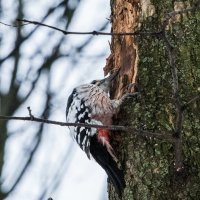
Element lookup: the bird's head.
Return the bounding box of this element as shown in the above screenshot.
[91,69,119,93]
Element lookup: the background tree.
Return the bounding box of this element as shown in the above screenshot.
[0,0,110,199]
[106,0,200,199]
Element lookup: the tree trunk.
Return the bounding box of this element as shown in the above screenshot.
[106,0,200,199]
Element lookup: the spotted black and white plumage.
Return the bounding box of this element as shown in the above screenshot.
[66,71,126,196]
[66,86,95,158]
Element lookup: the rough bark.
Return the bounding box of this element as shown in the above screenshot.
[106,0,200,199]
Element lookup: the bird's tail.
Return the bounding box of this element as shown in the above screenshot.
[90,135,125,197]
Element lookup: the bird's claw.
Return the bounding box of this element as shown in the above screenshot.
[126,83,143,93]
[123,92,140,100]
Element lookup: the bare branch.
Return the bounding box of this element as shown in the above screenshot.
[0,115,126,130]
[0,114,174,142]
[1,19,161,36]
[16,19,137,36]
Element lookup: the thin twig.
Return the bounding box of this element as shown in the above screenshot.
[1,3,199,38]
[1,20,159,36]
[17,19,136,36]
[162,0,200,30]
[182,92,200,110]
[0,114,174,142]
[161,29,184,172]
[15,19,163,36]
[0,1,198,38]
[27,106,34,119]
[0,115,126,130]
[0,21,30,27]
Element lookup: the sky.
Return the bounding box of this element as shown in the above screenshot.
[0,0,112,199]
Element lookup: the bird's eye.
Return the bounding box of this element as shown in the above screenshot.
[91,80,97,84]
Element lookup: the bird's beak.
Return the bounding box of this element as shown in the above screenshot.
[102,69,120,83]
[97,69,120,93]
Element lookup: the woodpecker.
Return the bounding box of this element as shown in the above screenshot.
[66,70,129,196]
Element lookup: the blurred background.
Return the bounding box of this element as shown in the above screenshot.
[0,0,111,199]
